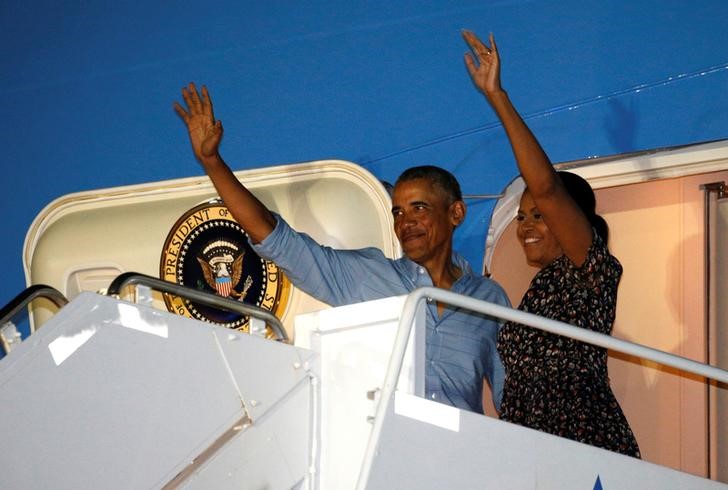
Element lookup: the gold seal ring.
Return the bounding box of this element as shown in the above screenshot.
[160,200,290,333]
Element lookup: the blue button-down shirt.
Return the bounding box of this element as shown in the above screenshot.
[253,213,510,413]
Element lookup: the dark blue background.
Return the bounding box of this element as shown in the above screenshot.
[2,0,727,307]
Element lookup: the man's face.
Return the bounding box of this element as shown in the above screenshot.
[391,178,463,268]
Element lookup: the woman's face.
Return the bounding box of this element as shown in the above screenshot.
[516,190,563,268]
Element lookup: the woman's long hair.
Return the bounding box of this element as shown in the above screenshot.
[557,171,609,244]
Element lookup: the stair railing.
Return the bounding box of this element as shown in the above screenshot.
[107,272,288,342]
[0,285,68,354]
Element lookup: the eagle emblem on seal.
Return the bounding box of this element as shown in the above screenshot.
[196,240,253,299]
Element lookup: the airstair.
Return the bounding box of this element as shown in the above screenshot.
[1,275,725,489]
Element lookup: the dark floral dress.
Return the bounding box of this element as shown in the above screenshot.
[497,234,641,458]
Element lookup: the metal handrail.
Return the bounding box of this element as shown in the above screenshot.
[357,286,728,489]
[0,284,69,354]
[0,284,68,330]
[107,272,288,342]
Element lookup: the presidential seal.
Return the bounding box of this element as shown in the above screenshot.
[160,200,290,332]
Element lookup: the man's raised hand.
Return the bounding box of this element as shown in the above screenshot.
[174,82,223,164]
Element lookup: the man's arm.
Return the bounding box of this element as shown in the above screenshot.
[462,31,593,266]
[174,82,276,243]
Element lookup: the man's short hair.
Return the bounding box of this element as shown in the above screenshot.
[395,165,463,204]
